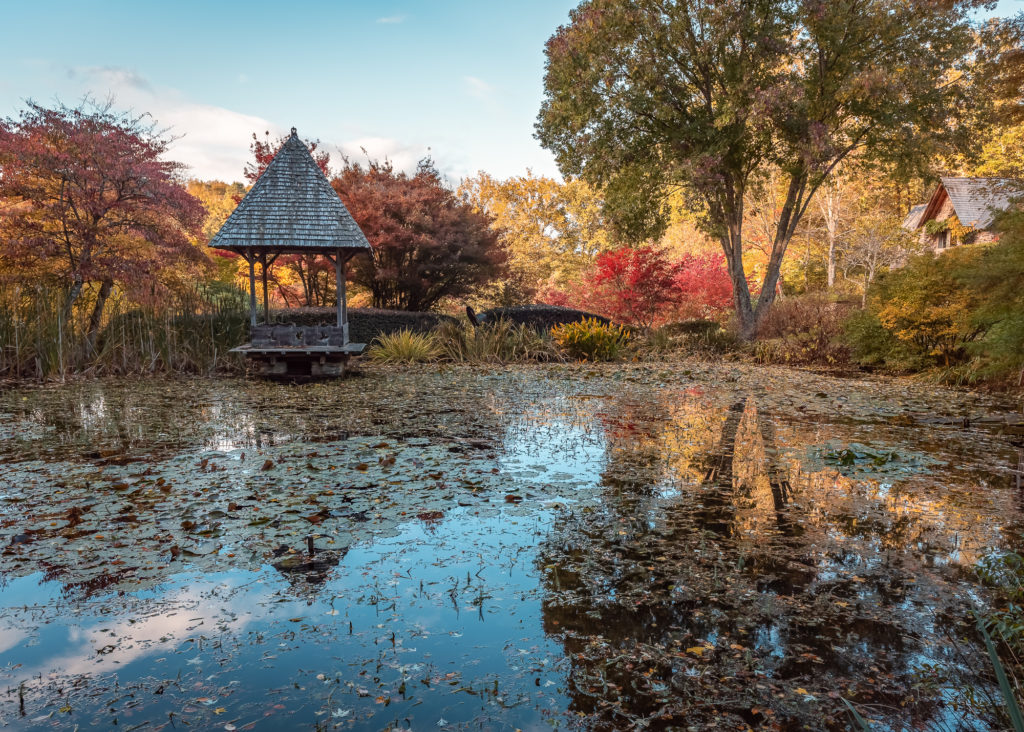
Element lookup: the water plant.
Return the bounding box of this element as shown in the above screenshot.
[550,317,629,361]
[367,328,443,363]
[433,319,562,363]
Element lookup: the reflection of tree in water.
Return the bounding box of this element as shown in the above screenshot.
[538,394,993,729]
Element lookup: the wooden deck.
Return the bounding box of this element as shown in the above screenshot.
[230,344,366,356]
[232,341,366,380]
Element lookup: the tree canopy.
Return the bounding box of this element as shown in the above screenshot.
[536,0,993,337]
[459,171,612,301]
[0,101,205,350]
[333,159,505,311]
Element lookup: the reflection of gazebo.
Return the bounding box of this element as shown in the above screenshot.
[209,128,372,378]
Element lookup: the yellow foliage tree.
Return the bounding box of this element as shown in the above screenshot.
[459,171,612,303]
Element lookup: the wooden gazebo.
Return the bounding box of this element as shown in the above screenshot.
[209,128,372,378]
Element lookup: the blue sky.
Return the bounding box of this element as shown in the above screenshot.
[1,0,1021,184]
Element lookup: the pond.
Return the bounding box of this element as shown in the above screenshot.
[0,363,1021,730]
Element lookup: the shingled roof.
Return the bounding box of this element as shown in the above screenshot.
[209,129,372,254]
[916,177,1024,231]
[902,203,927,232]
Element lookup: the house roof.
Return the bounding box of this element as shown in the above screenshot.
[208,129,372,255]
[902,203,927,231]
[915,177,1024,231]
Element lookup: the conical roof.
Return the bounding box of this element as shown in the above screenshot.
[209,128,372,254]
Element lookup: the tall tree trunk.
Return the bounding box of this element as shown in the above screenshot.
[84,279,113,358]
[721,212,756,340]
[827,237,837,289]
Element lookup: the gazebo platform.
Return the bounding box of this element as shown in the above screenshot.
[231,345,365,379]
[230,324,365,379]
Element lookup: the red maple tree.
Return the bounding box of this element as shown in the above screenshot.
[0,101,206,350]
[333,158,505,311]
[588,246,682,329]
[673,252,735,320]
[540,247,737,327]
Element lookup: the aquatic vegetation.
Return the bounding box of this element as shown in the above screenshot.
[367,328,442,363]
[550,318,629,361]
[432,319,563,363]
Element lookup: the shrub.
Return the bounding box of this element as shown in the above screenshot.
[842,309,927,372]
[673,252,736,320]
[960,210,1024,384]
[433,319,562,363]
[637,320,737,358]
[478,304,609,330]
[843,250,986,373]
[752,294,852,366]
[367,329,442,363]
[551,318,630,361]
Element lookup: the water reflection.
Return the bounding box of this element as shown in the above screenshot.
[539,392,1019,729]
[0,368,1020,729]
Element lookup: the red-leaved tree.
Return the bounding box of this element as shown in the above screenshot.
[589,245,680,329]
[333,158,505,311]
[673,252,735,320]
[244,130,330,186]
[540,247,737,328]
[0,100,206,351]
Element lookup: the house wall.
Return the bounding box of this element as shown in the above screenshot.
[923,197,1002,252]
[920,197,956,249]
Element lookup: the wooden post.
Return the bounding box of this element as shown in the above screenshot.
[332,251,342,331]
[247,250,257,328]
[260,252,270,324]
[342,253,350,346]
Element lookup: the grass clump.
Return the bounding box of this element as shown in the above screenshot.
[0,283,248,379]
[367,329,442,363]
[637,320,736,359]
[433,319,562,363]
[551,318,629,361]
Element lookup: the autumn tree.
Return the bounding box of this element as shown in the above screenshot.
[536,0,991,338]
[588,246,680,329]
[459,171,611,302]
[333,158,505,311]
[0,101,205,351]
[186,180,246,283]
[549,245,735,327]
[673,252,735,320]
[244,130,330,186]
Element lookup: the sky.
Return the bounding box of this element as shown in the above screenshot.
[1,0,1021,185]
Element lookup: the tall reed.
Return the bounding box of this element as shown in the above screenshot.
[0,283,249,379]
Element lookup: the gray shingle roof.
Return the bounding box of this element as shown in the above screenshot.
[902,203,927,231]
[209,129,372,254]
[939,177,1023,229]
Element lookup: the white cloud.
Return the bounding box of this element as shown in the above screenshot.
[67,65,152,92]
[22,583,253,680]
[40,64,475,184]
[336,136,428,175]
[376,14,406,24]
[463,75,493,99]
[58,65,279,182]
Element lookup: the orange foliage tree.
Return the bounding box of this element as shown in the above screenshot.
[0,101,205,350]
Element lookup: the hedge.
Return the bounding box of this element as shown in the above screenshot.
[267,307,458,344]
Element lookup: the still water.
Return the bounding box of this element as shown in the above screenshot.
[0,363,1021,730]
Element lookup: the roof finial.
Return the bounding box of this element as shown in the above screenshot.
[290,127,297,137]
